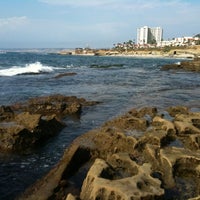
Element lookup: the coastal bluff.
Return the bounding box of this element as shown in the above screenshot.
[16,106,200,200]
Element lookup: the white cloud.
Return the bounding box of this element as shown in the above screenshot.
[0,16,29,28]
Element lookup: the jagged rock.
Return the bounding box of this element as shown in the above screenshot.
[160,147,200,194]
[11,94,100,117]
[131,106,158,118]
[167,106,189,117]
[0,105,14,121]
[90,129,137,159]
[186,134,200,150]
[0,112,65,152]
[153,116,176,135]
[103,115,148,132]
[174,112,200,135]
[16,106,200,200]
[80,156,164,200]
[172,112,200,150]
[0,94,99,152]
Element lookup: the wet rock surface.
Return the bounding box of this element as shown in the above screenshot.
[0,94,100,152]
[54,72,77,79]
[161,58,200,72]
[17,106,200,200]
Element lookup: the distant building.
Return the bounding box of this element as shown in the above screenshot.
[137,26,163,45]
[157,36,200,47]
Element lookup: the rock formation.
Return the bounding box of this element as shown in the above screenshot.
[0,94,100,152]
[16,106,200,200]
[54,72,77,79]
[161,58,200,72]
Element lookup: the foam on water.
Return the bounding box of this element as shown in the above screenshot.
[0,62,54,76]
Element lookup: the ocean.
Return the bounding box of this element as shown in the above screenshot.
[0,51,200,199]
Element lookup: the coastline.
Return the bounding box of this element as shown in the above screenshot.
[1,52,200,200]
[58,46,200,59]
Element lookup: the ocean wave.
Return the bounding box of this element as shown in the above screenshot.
[0,62,54,76]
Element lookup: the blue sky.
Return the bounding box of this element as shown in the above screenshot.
[0,0,199,48]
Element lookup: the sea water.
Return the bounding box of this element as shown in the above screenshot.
[0,51,200,199]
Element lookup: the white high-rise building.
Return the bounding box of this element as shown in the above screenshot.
[137,26,163,45]
[137,26,149,45]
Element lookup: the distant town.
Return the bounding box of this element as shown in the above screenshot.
[66,25,200,57]
[114,25,200,49]
[6,25,198,57]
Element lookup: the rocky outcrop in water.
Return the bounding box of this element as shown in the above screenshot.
[0,94,100,152]
[161,58,200,72]
[17,106,200,200]
[54,72,77,79]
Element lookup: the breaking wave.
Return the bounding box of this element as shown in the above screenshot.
[0,62,54,76]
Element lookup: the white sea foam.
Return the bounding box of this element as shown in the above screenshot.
[0,62,54,76]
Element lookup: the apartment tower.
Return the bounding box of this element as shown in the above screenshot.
[137,26,163,45]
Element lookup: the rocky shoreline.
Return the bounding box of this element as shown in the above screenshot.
[14,105,200,200]
[0,94,100,152]
[1,58,200,200]
[59,45,200,59]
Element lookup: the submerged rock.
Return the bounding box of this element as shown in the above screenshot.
[17,106,200,200]
[54,72,77,79]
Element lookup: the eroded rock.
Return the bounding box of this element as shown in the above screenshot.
[0,112,65,152]
[17,106,200,200]
[0,105,14,121]
[11,94,99,117]
[0,94,99,152]
[80,156,164,200]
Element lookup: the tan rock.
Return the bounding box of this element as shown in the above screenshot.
[80,156,164,200]
[15,112,41,130]
[160,147,200,189]
[174,112,200,135]
[65,193,77,200]
[103,115,148,132]
[167,106,189,117]
[153,116,176,135]
[188,196,200,200]
[16,107,200,200]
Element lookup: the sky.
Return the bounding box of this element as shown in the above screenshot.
[0,0,199,48]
